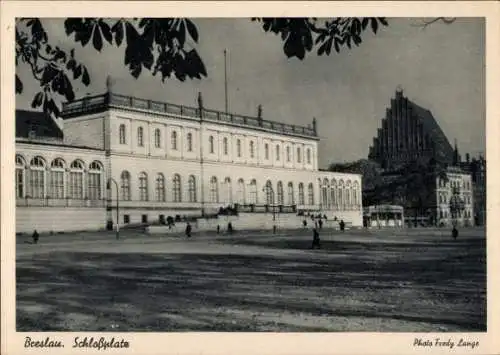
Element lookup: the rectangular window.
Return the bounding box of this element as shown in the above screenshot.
[69,172,83,199]
[142,214,148,223]
[16,168,24,198]
[124,214,130,224]
[50,171,65,199]
[88,173,101,200]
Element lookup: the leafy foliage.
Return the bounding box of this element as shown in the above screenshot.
[252,18,388,59]
[16,17,388,118]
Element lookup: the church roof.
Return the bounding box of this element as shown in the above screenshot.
[15,110,63,139]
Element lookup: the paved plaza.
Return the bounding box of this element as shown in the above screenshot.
[16,227,486,332]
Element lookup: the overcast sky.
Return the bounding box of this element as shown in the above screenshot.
[16,18,485,168]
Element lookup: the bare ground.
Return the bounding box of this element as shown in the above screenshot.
[16,227,486,332]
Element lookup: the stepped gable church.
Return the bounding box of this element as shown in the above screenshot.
[368,88,455,170]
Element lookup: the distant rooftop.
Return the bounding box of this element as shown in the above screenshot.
[61,92,318,139]
[16,109,63,140]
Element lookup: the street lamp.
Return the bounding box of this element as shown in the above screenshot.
[107,178,119,240]
[263,185,277,233]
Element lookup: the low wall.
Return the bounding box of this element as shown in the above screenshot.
[16,207,107,234]
[146,212,357,234]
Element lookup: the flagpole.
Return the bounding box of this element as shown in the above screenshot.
[224,49,228,113]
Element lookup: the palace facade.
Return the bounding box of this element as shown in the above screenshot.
[16,87,363,233]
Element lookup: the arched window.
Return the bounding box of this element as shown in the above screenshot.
[223,177,232,204]
[120,171,131,200]
[210,176,218,203]
[154,128,161,148]
[345,181,351,209]
[236,139,242,157]
[307,148,311,164]
[49,158,65,199]
[29,156,46,199]
[237,178,245,204]
[16,155,26,198]
[353,181,360,208]
[287,182,294,205]
[276,145,280,161]
[88,161,103,200]
[137,127,144,147]
[322,178,329,208]
[297,147,302,163]
[307,183,314,205]
[188,175,197,202]
[172,174,181,202]
[209,135,215,154]
[187,132,193,152]
[119,124,126,144]
[155,173,165,202]
[171,131,178,150]
[331,179,337,209]
[265,180,273,205]
[277,181,284,205]
[338,180,344,209]
[249,141,255,158]
[286,146,291,162]
[139,172,148,201]
[298,183,305,205]
[248,179,257,204]
[223,137,229,155]
[69,160,84,199]
[264,143,269,160]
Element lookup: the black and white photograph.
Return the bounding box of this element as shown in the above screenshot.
[1,2,499,354]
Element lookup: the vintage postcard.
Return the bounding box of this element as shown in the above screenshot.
[1,1,499,355]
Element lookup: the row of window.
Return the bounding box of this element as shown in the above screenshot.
[438,209,472,219]
[118,172,360,209]
[438,193,472,205]
[438,178,471,190]
[119,124,313,164]
[15,155,103,200]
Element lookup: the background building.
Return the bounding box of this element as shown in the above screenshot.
[368,89,454,170]
[16,86,363,233]
[359,89,479,227]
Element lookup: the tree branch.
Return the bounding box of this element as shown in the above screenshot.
[413,17,457,29]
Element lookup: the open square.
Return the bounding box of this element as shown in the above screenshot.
[16,227,486,332]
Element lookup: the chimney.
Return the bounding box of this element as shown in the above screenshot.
[312,117,317,134]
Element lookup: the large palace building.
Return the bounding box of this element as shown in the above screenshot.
[15,83,363,233]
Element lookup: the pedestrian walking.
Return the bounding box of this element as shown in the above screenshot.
[318,219,323,230]
[339,219,345,232]
[452,226,458,240]
[228,222,233,234]
[311,227,321,249]
[302,219,307,228]
[32,230,39,244]
[185,222,192,238]
[217,225,220,234]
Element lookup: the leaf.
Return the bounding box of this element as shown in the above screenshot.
[185,19,198,42]
[325,37,333,55]
[371,18,378,34]
[31,92,44,108]
[41,65,58,86]
[178,20,186,46]
[362,18,369,30]
[74,64,82,79]
[111,20,124,46]
[92,26,103,51]
[15,75,23,94]
[82,67,90,86]
[378,18,389,26]
[99,19,113,44]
